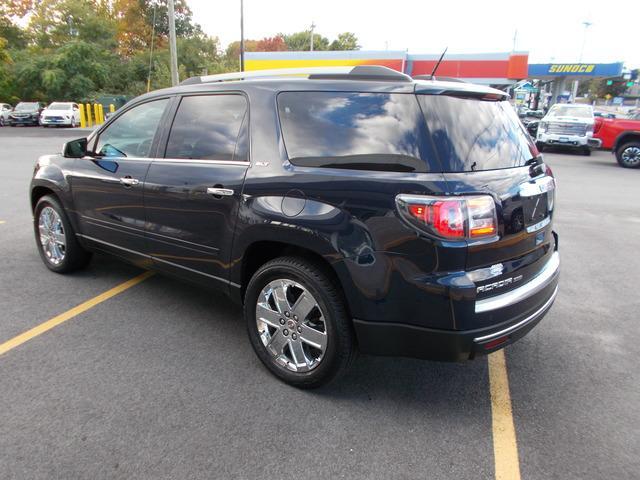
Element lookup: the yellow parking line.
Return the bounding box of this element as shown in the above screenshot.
[0,271,154,357]
[488,350,521,480]
[0,220,6,224]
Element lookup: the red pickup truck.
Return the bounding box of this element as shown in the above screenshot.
[594,112,640,168]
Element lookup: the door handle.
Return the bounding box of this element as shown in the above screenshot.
[119,177,140,187]
[206,187,234,197]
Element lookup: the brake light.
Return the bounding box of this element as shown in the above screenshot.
[397,194,498,240]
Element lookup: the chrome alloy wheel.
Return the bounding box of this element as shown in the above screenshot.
[256,279,328,373]
[621,146,640,167]
[38,206,66,265]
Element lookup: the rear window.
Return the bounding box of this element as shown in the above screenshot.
[418,96,536,172]
[277,92,437,173]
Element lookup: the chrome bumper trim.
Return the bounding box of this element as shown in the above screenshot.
[475,251,559,313]
[474,285,558,343]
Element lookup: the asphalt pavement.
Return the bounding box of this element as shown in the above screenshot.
[0,126,638,479]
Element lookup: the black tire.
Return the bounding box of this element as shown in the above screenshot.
[33,195,92,273]
[615,142,640,169]
[244,256,355,389]
[582,147,591,156]
[536,142,545,152]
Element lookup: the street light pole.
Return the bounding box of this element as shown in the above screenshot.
[240,0,245,71]
[573,21,592,102]
[310,21,315,52]
[579,21,592,63]
[167,0,179,86]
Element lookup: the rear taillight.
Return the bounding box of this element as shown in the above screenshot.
[396,194,498,240]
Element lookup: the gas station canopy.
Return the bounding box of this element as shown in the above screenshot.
[528,62,623,79]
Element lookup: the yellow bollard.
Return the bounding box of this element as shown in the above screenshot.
[93,104,100,125]
[85,103,92,128]
[78,104,86,128]
[98,104,104,124]
[109,104,115,114]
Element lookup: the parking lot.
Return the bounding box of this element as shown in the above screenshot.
[1,126,639,479]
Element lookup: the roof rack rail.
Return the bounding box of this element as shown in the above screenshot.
[413,75,467,83]
[180,65,412,85]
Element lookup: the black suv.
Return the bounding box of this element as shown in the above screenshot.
[30,66,559,388]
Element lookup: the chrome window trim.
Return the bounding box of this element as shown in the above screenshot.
[474,286,558,343]
[475,251,559,313]
[155,157,249,166]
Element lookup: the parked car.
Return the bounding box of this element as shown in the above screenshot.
[40,102,81,128]
[30,66,559,388]
[594,112,617,119]
[594,114,640,168]
[536,103,600,155]
[8,102,46,126]
[523,118,540,137]
[0,103,12,126]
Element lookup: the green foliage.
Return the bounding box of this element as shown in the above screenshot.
[329,32,360,51]
[0,1,361,103]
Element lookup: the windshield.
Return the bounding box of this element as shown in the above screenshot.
[48,103,72,110]
[418,96,536,172]
[547,105,592,118]
[15,102,38,111]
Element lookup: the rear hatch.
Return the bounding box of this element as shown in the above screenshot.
[417,93,556,297]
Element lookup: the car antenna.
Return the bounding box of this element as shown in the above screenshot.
[430,46,448,79]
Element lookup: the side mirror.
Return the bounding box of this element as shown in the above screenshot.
[63,137,88,158]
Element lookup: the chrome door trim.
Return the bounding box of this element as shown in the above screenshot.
[76,234,240,288]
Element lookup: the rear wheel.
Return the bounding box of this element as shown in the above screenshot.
[34,195,92,273]
[244,256,355,388]
[616,142,640,168]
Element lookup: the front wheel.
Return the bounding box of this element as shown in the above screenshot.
[244,256,355,388]
[616,142,640,168]
[581,147,591,156]
[34,195,92,273]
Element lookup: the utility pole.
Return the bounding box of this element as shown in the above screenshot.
[240,0,245,71]
[310,21,315,51]
[512,29,518,51]
[167,0,179,86]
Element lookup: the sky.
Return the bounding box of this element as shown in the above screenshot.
[189,0,639,69]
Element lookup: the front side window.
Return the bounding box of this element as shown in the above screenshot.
[95,98,169,158]
[419,96,536,172]
[165,94,248,161]
[277,92,435,173]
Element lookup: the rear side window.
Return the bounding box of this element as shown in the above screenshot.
[278,92,436,173]
[165,94,248,161]
[418,96,536,172]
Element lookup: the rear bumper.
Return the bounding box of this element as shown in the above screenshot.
[353,251,560,361]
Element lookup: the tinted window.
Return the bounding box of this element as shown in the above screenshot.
[165,95,248,161]
[95,98,169,158]
[419,96,536,172]
[278,92,435,172]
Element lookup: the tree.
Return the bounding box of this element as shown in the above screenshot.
[283,30,329,51]
[329,32,360,51]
